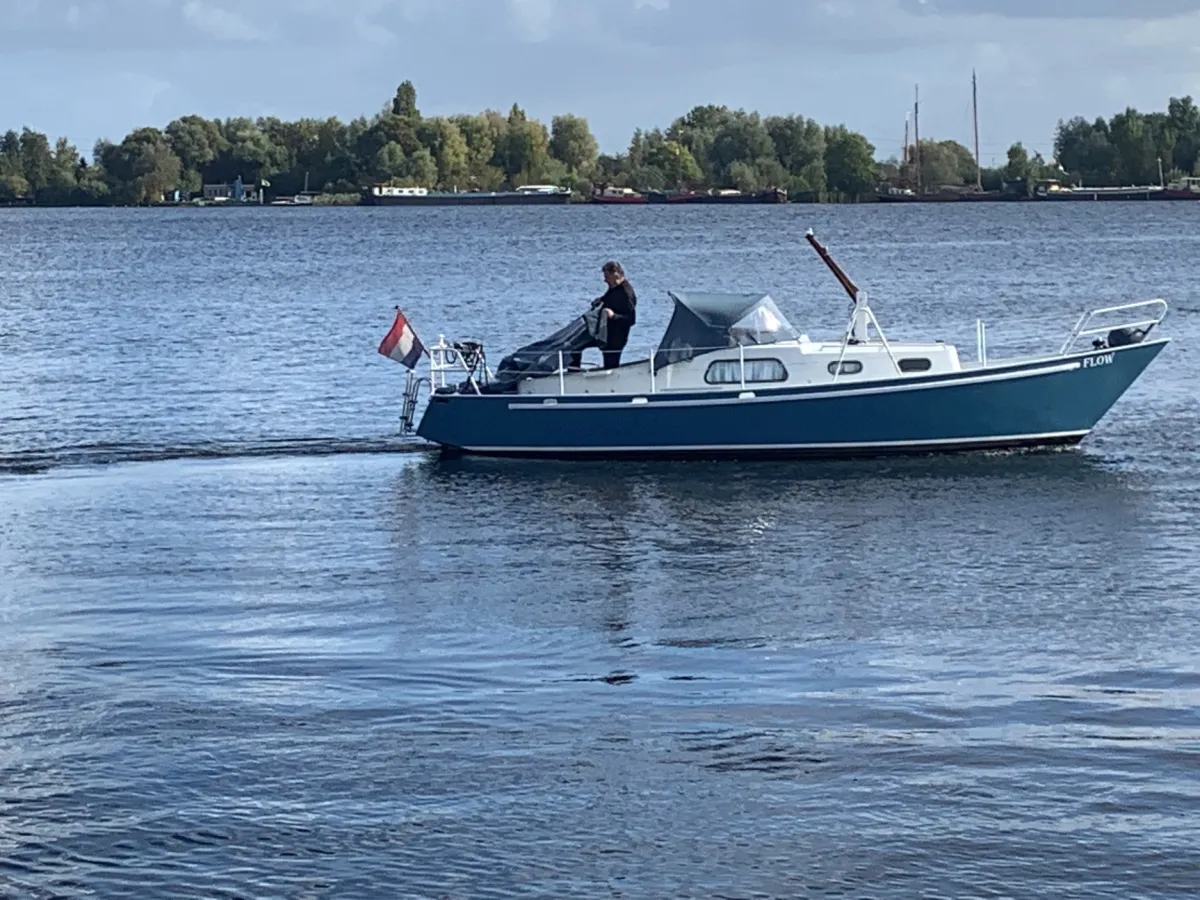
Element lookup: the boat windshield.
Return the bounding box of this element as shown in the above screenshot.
[728,297,798,345]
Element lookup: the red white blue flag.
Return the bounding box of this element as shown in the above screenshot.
[377,307,425,369]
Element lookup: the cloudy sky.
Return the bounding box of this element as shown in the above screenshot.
[3,0,1200,164]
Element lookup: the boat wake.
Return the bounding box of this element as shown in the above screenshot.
[0,436,432,476]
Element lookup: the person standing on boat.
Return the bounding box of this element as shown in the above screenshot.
[590,260,637,369]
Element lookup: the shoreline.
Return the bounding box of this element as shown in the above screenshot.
[7,195,1200,210]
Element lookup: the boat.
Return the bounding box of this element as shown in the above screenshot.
[1155,175,1200,200]
[695,187,786,204]
[363,184,571,206]
[646,188,787,204]
[269,193,315,206]
[589,186,647,204]
[1032,179,1164,201]
[396,229,1169,460]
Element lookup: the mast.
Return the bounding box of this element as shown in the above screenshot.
[805,229,858,301]
[972,70,982,191]
[806,229,869,343]
[914,84,921,193]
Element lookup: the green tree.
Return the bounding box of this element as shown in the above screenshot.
[1108,108,1159,185]
[915,139,976,188]
[500,104,551,185]
[165,115,227,182]
[708,111,776,186]
[645,139,702,189]
[823,125,876,199]
[374,142,407,181]
[391,81,420,119]
[417,117,470,188]
[1053,117,1117,186]
[404,147,438,187]
[765,114,825,194]
[549,114,598,176]
[99,127,183,204]
[19,128,54,197]
[449,113,505,189]
[1004,141,1032,187]
[0,171,30,201]
[667,104,734,182]
[1167,96,1200,175]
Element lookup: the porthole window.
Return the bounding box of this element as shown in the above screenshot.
[705,358,788,385]
[827,360,863,375]
[899,358,932,372]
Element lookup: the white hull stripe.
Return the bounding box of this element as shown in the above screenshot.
[455,430,1090,454]
[506,360,1084,411]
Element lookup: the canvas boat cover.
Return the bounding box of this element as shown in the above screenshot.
[652,291,799,372]
[479,305,609,393]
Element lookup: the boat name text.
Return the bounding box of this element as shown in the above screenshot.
[1082,353,1115,369]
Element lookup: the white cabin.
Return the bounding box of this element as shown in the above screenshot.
[372,185,429,197]
[512,291,963,397]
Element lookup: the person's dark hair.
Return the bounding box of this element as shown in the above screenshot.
[601,260,624,277]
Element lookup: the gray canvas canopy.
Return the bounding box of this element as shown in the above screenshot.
[652,291,799,372]
[479,305,608,393]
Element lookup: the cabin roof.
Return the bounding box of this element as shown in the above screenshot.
[654,291,799,372]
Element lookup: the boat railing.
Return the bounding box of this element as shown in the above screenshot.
[399,369,428,435]
[830,292,903,383]
[1057,299,1168,356]
[551,345,761,396]
[428,335,490,394]
[548,335,880,396]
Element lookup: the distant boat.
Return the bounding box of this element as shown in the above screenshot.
[1032,179,1164,201]
[363,184,571,206]
[646,188,787,204]
[589,186,647,204]
[269,194,315,206]
[1158,176,1200,200]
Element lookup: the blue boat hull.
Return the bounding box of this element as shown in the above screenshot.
[414,341,1167,459]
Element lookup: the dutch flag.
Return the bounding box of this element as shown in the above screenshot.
[377,307,426,369]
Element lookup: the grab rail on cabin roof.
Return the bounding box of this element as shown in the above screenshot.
[1058,299,1168,356]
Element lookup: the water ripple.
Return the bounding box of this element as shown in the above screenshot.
[1,205,1199,898]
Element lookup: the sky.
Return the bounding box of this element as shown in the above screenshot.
[3,0,1200,166]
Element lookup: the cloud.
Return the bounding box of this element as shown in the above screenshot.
[352,13,397,45]
[907,0,1200,20]
[507,0,556,41]
[181,1,262,42]
[5,0,1200,164]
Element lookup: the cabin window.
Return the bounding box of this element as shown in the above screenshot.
[704,358,788,385]
[898,358,932,372]
[827,360,863,375]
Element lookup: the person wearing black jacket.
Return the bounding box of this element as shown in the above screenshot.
[590,260,637,369]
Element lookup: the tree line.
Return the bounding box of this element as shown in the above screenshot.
[3,82,1199,206]
[881,95,1200,195]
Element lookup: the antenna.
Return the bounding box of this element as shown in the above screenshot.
[972,70,982,191]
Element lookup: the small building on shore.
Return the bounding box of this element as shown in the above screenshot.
[202,177,259,203]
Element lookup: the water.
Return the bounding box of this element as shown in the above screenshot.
[2,204,1199,898]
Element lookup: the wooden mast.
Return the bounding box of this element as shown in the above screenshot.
[914,85,922,193]
[805,229,859,302]
[972,70,982,191]
[904,113,910,174]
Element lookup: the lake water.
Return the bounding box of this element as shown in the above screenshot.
[2,204,1199,898]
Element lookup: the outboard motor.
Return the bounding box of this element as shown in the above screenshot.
[454,340,486,374]
[1106,326,1148,348]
